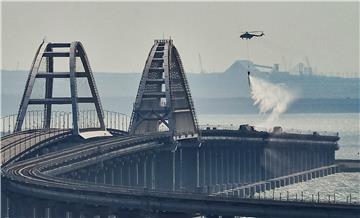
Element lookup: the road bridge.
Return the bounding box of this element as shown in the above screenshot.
[1,110,129,167]
[1,39,357,218]
[2,132,358,218]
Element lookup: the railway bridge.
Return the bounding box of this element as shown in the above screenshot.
[1,39,358,218]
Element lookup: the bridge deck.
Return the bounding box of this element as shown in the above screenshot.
[2,133,358,218]
[1,129,70,165]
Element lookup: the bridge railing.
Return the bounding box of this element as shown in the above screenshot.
[60,175,359,206]
[1,128,71,165]
[0,110,130,136]
[217,189,359,205]
[199,124,339,137]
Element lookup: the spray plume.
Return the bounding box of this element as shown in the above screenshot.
[249,76,296,127]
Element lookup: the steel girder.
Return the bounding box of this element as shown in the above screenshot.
[129,39,199,137]
[14,41,106,135]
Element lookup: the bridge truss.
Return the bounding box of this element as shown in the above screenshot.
[129,39,199,138]
[14,41,106,135]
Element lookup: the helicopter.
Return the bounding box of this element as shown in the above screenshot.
[240,31,264,40]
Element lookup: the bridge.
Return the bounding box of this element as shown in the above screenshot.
[1,39,359,218]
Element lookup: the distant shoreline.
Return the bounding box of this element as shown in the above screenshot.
[1,95,359,117]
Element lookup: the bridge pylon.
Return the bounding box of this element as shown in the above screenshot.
[14,41,106,135]
[129,39,199,138]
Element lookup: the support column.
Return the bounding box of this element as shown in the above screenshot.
[226,149,230,185]
[136,158,140,186]
[235,149,240,185]
[179,148,183,189]
[45,207,51,218]
[120,161,124,186]
[4,195,10,218]
[128,160,132,186]
[303,149,306,172]
[214,148,218,186]
[202,148,206,187]
[304,149,307,171]
[220,149,224,186]
[247,149,251,183]
[291,149,295,174]
[143,155,148,188]
[231,148,235,185]
[262,148,266,181]
[286,149,291,175]
[238,149,242,184]
[241,149,246,184]
[196,148,200,188]
[172,151,176,191]
[111,167,115,185]
[253,148,257,182]
[268,149,272,179]
[151,153,156,190]
[208,148,213,188]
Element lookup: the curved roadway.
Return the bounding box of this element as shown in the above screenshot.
[2,131,358,218]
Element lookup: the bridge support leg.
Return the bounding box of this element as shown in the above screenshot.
[30,207,35,218]
[294,176,298,183]
[172,151,176,191]
[214,148,218,188]
[179,149,183,190]
[151,153,156,190]
[233,189,239,197]
[276,180,280,188]
[202,149,207,189]
[64,211,72,218]
[219,149,225,186]
[265,182,270,190]
[51,203,67,218]
[45,207,51,218]
[260,183,265,192]
[143,157,148,188]
[78,210,86,218]
[4,196,10,218]
[197,148,200,188]
[29,200,46,218]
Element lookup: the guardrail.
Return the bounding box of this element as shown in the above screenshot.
[1,110,130,136]
[199,124,339,137]
[1,129,71,165]
[217,189,359,205]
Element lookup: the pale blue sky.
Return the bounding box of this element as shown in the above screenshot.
[2,1,359,74]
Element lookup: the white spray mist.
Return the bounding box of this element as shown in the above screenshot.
[249,76,296,127]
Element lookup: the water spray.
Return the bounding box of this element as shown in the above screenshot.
[249,76,296,126]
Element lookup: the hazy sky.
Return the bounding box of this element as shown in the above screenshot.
[2,1,359,74]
